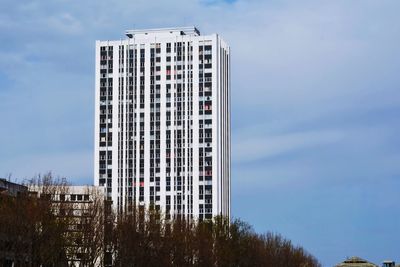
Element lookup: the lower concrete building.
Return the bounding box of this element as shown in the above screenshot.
[30,185,111,267]
[0,178,27,197]
[0,179,112,267]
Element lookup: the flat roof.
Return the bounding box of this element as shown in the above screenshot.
[126,26,200,38]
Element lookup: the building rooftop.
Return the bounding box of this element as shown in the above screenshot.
[125,26,200,38]
[335,256,378,267]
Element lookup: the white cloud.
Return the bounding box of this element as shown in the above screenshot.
[46,13,83,35]
[234,128,344,163]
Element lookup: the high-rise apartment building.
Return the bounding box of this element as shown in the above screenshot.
[94,27,230,220]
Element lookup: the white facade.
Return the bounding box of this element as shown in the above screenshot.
[94,27,230,220]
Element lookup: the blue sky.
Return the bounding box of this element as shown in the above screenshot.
[1,0,399,265]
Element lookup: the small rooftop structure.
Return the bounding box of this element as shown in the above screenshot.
[382,261,396,267]
[126,26,200,38]
[335,256,378,267]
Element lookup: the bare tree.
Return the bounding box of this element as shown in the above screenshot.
[78,186,107,267]
[2,174,321,267]
[27,173,71,266]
